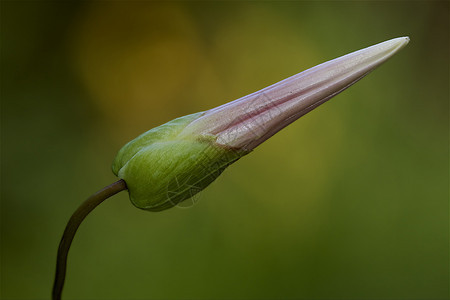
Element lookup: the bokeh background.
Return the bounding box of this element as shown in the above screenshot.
[1,1,448,299]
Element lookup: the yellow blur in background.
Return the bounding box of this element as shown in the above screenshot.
[1,2,448,299]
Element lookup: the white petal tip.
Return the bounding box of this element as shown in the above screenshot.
[397,36,410,45]
[389,36,410,51]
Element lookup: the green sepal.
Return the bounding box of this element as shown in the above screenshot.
[112,113,250,211]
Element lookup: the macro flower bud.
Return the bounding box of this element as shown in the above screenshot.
[112,37,409,211]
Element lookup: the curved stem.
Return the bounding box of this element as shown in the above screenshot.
[52,179,127,300]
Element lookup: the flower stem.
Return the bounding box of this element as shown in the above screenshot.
[52,179,127,300]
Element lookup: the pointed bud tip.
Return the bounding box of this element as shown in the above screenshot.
[384,36,410,53]
[392,36,410,47]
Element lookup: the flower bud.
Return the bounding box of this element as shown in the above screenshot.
[113,37,409,211]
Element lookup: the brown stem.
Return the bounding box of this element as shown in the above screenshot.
[52,179,127,300]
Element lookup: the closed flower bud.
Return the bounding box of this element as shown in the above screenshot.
[112,37,409,211]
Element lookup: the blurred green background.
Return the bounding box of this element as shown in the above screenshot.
[1,1,448,299]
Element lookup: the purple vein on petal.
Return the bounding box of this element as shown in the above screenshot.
[179,37,409,150]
